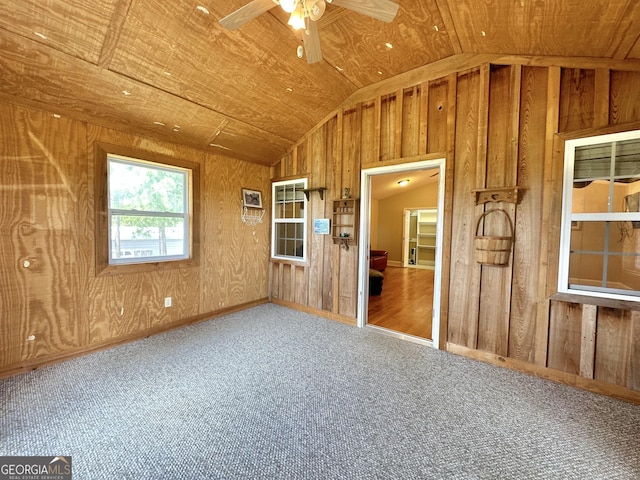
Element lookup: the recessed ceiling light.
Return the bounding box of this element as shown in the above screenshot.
[434,25,439,32]
[397,179,410,186]
[52,113,61,119]
[385,42,393,49]
[34,31,47,40]
[335,65,344,72]
[163,71,172,76]
[122,90,132,96]
[173,125,181,131]
[377,71,383,75]
[196,5,210,14]
[153,121,165,126]
[286,87,293,92]
[481,31,486,36]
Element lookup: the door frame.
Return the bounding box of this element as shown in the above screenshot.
[357,158,446,349]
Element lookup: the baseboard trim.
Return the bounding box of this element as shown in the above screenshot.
[270,298,358,326]
[446,342,640,405]
[0,298,269,380]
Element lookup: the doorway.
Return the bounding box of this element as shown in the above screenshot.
[357,159,445,348]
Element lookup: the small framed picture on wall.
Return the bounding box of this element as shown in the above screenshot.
[242,188,263,208]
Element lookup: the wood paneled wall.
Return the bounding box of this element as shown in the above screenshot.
[0,101,271,375]
[270,59,640,402]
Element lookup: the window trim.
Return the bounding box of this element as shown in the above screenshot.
[271,178,308,262]
[95,143,200,276]
[558,129,640,303]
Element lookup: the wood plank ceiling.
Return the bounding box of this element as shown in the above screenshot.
[0,0,639,166]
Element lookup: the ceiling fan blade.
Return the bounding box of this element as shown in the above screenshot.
[219,0,277,30]
[330,0,399,23]
[304,21,323,64]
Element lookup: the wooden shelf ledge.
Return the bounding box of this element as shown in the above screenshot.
[473,187,519,204]
[302,187,327,201]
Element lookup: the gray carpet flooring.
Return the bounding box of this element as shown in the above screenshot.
[1,304,639,479]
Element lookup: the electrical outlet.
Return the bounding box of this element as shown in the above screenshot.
[164,297,172,308]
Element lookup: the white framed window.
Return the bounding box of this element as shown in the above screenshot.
[107,154,190,265]
[272,178,307,261]
[559,129,640,301]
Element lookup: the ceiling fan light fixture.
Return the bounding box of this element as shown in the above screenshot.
[288,3,306,30]
[280,0,298,13]
[307,0,326,21]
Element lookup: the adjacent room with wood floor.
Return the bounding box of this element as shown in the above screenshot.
[1,0,639,478]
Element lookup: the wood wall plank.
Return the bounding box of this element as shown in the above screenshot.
[394,89,403,160]
[534,66,561,366]
[580,304,597,379]
[477,65,515,356]
[631,312,640,391]
[427,79,449,154]
[447,69,481,348]
[609,70,640,125]
[509,66,548,363]
[401,86,420,157]
[593,69,610,127]
[436,72,457,350]
[360,101,376,167]
[308,125,328,310]
[594,308,635,388]
[548,301,582,375]
[418,81,429,155]
[379,94,397,162]
[558,68,595,132]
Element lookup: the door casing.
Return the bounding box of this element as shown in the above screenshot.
[357,158,446,348]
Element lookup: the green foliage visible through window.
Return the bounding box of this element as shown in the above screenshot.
[108,155,189,263]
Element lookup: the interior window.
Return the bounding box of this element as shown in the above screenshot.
[108,155,190,264]
[272,179,307,261]
[95,144,199,275]
[559,130,640,301]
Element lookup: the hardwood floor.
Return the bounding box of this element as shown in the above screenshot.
[367,266,434,339]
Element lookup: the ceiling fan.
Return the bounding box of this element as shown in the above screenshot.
[219,0,400,64]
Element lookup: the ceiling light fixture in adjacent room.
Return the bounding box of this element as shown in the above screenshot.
[397,179,410,187]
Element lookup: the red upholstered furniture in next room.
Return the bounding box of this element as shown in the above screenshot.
[369,250,388,272]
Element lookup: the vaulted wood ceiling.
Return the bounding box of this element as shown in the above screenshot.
[1,0,639,166]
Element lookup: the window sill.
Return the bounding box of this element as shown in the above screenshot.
[97,258,199,277]
[270,257,307,267]
[550,292,640,311]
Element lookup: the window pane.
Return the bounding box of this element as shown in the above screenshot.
[568,252,603,288]
[572,180,610,214]
[111,215,185,259]
[616,139,640,178]
[569,221,615,252]
[275,222,303,258]
[617,185,640,216]
[574,143,611,181]
[608,258,640,292]
[569,220,640,291]
[619,230,640,291]
[109,160,185,214]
